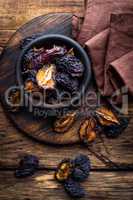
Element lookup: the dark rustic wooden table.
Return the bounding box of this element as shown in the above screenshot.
[0,1,133,200]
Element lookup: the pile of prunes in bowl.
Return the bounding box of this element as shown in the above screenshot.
[11,35,91,113]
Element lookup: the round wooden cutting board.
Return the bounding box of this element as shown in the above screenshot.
[0,13,94,145]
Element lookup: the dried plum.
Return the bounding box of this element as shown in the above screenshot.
[79,118,97,144]
[73,154,91,179]
[103,116,129,139]
[55,72,79,93]
[7,88,21,112]
[55,54,84,77]
[23,46,67,70]
[55,159,73,182]
[53,111,76,133]
[95,106,119,125]
[15,155,39,178]
[19,155,39,169]
[36,64,56,89]
[64,178,85,198]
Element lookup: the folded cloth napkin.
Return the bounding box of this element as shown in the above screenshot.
[74,0,133,103]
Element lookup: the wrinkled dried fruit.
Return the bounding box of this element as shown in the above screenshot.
[55,159,73,182]
[36,64,56,89]
[24,79,40,93]
[55,72,79,93]
[54,112,76,133]
[79,117,97,144]
[64,178,85,198]
[96,106,119,125]
[103,116,129,138]
[23,45,67,70]
[72,154,91,181]
[55,54,84,77]
[15,155,39,178]
[7,88,21,112]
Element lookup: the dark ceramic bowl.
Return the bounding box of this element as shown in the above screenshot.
[16,34,91,110]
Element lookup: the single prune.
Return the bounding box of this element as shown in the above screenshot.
[55,54,84,77]
[53,111,76,133]
[55,72,78,93]
[79,118,97,144]
[7,88,21,112]
[95,106,119,125]
[55,159,73,182]
[15,155,39,178]
[73,154,91,178]
[64,178,85,198]
[36,64,56,89]
[103,117,129,139]
[19,155,39,169]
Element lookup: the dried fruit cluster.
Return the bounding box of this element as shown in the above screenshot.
[22,45,84,104]
[55,154,91,198]
[78,106,129,143]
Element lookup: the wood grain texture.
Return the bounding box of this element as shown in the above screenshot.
[0,0,84,49]
[0,171,133,200]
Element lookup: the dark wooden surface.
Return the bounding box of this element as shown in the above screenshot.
[0,1,133,200]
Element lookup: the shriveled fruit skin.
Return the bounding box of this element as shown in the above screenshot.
[103,117,129,138]
[64,178,85,198]
[15,155,39,178]
[55,72,79,93]
[79,118,97,144]
[54,112,76,133]
[55,54,84,77]
[55,159,72,182]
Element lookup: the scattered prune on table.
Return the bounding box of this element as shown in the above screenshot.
[53,111,76,133]
[7,88,21,112]
[36,64,56,89]
[19,155,39,169]
[103,116,129,139]
[72,154,91,181]
[55,54,84,77]
[15,155,39,178]
[55,72,79,93]
[95,106,119,125]
[55,159,73,182]
[64,178,85,198]
[79,118,97,144]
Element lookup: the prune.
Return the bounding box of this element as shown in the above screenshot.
[73,154,91,179]
[7,88,21,112]
[19,155,39,169]
[103,117,129,139]
[55,159,73,182]
[23,46,67,70]
[79,118,97,144]
[53,112,76,133]
[36,64,56,89]
[55,54,84,77]
[64,178,85,198]
[55,72,78,93]
[15,155,39,178]
[95,106,119,125]
[24,79,40,93]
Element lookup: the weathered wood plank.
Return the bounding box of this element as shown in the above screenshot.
[0,0,84,31]
[0,102,133,169]
[0,171,133,200]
